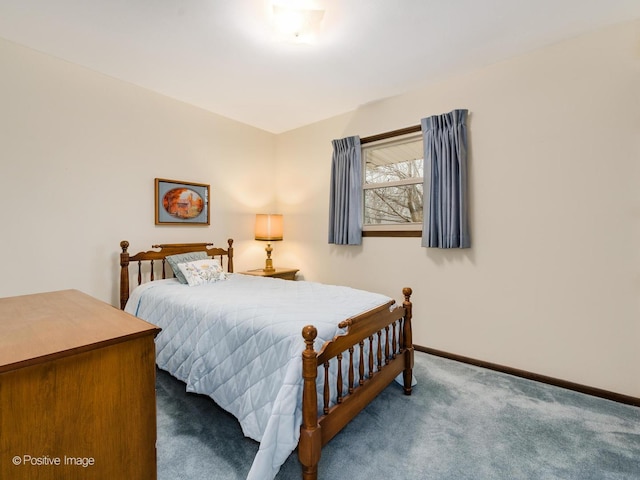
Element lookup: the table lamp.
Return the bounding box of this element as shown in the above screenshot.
[255,214,283,272]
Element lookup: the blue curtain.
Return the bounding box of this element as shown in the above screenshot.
[422,110,470,248]
[328,136,362,245]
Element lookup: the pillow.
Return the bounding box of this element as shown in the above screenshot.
[177,259,227,287]
[166,252,210,284]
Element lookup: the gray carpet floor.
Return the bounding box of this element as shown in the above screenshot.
[156,351,640,479]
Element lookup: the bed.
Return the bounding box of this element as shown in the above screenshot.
[119,239,414,480]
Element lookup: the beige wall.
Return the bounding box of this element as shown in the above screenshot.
[0,20,637,397]
[0,38,275,305]
[275,20,640,397]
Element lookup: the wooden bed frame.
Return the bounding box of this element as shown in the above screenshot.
[119,240,413,480]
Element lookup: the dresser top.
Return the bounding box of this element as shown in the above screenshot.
[0,289,160,373]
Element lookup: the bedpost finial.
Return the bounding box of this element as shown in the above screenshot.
[120,240,129,253]
[302,325,317,348]
[402,287,412,301]
[227,238,234,247]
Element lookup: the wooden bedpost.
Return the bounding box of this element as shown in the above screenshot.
[299,325,321,480]
[227,238,234,273]
[402,287,414,395]
[120,241,130,310]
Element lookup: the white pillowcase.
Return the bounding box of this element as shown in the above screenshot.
[177,259,227,286]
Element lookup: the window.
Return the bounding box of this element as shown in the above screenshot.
[362,129,423,236]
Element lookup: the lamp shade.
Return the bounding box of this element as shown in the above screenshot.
[255,214,283,241]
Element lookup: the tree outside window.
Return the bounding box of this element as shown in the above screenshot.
[363,134,423,230]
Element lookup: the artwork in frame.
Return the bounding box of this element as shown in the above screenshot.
[155,178,210,226]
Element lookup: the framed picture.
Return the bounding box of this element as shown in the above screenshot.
[155,178,210,225]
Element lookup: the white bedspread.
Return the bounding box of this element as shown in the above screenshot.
[124,274,391,480]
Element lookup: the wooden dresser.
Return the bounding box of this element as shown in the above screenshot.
[0,289,161,480]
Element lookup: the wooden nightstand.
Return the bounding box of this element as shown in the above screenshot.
[240,267,299,280]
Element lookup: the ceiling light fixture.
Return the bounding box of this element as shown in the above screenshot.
[271,1,325,44]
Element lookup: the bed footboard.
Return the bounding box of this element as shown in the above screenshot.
[298,288,413,480]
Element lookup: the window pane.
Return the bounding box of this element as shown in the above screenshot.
[364,137,423,184]
[364,184,423,224]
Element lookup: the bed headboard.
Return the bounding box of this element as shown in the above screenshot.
[119,239,234,309]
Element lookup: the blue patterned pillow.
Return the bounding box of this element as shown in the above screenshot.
[166,252,209,284]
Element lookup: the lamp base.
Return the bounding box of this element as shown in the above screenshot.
[263,243,275,272]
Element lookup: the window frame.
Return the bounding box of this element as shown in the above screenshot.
[361,125,423,238]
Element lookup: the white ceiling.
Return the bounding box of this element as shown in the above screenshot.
[0,1,638,133]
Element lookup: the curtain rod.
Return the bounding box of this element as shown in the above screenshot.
[360,124,421,144]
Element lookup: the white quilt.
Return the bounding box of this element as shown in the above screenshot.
[124,274,391,480]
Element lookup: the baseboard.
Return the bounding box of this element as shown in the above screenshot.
[414,345,640,408]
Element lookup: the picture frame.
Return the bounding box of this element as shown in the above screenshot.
[155,178,210,226]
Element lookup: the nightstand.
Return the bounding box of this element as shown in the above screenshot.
[240,267,299,281]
